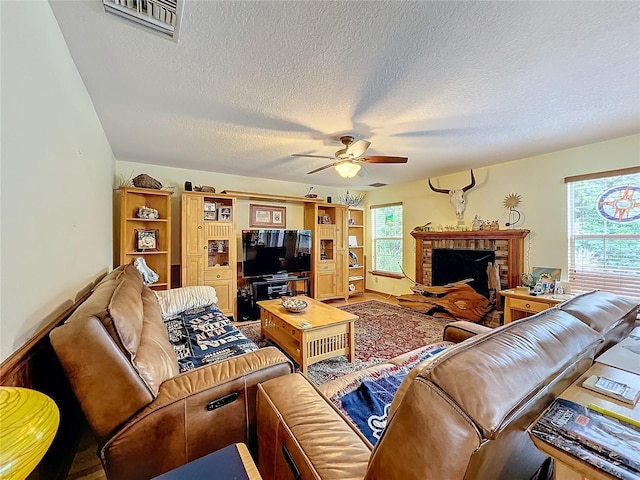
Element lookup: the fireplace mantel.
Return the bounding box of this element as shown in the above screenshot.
[411,229,530,289]
[411,229,530,241]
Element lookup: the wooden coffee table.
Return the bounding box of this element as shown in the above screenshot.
[257,295,357,373]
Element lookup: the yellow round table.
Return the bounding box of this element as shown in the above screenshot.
[0,387,60,480]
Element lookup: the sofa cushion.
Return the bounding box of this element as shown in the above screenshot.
[420,309,602,437]
[66,265,131,356]
[163,304,258,373]
[558,290,639,353]
[133,288,180,395]
[108,272,144,356]
[154,286,218,319]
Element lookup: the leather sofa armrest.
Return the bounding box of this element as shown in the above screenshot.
[50,316,154,444]
[100,347,293,480]
[257,373,371,480]
[443,320,492,343]
[155,346,292,401]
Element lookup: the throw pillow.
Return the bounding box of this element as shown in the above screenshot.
[155,286,218,319]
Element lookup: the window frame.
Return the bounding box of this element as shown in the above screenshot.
[565,166,640,302]
[369,202,403,277]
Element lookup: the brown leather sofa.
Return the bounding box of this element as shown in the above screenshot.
[50,264,293,480]
[257,291,639,480]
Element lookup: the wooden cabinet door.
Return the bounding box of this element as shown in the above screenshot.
[203,222,235,317]
[316,270,337,299]
[184,255,203,286]
[335,250,349,299]
[334,206,349,299]
[206,279,232,316]
[182,194,203,287]
[183,194,203,256]
[334,206,347,251]
[203,222,234,271]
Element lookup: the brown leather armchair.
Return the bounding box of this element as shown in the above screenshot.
[50,265,293,479]
[256,291,638,480]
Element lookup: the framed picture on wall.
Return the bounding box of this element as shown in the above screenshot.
[250,204,285,228]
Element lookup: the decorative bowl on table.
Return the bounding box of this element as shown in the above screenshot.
[281,297,308,313]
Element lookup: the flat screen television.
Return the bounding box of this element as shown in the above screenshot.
[242,229,312,278]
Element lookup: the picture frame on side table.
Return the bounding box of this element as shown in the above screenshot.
[250,204,285,228]
[531,267,562,284]
[135,229,159,252]
[531,266,562,293]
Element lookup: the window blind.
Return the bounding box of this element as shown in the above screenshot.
[567,168,640,302]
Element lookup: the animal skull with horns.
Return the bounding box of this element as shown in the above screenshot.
[428,170,476,220]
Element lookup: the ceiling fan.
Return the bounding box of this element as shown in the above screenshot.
[292,136,408,178]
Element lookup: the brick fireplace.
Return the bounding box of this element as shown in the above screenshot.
[411,229,530,291]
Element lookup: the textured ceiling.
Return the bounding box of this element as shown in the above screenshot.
[49,1,640,188]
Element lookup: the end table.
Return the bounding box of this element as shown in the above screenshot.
[153,443,262,479]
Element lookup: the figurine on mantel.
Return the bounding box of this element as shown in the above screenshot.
[481,220,499,230]
[472,215,483,231]
[412,222,432,232]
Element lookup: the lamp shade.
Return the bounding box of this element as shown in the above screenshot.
[0,387,60,480]
[334,161,361,178]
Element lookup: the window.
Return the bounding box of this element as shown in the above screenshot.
[566,167,640,301]
[370,203,403,275]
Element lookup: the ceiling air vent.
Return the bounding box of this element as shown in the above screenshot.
[103,0,179,38]
[368,182,388,188]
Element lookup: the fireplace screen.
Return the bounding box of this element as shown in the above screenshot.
[432,248,495,299]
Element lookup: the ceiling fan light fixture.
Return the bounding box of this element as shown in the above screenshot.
[335,162,361,178]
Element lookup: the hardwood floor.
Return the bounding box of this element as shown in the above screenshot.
[67,292,395,479]
[67,426,106,480]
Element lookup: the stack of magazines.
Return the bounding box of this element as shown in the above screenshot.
[531,398,640,480]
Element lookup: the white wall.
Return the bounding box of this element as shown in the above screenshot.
[0,1,114,361]
[365,134,640,295]
[115,161,359,264]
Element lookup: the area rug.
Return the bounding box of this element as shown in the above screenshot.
[237,300,451,385]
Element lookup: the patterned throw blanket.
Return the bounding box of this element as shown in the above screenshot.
[330,342,452,444]
[163,304,258,372]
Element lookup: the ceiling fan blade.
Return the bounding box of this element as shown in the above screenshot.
[292,154,335,160]
[361,156,408,164]
[345,139,371,158]
[307,162,337,174]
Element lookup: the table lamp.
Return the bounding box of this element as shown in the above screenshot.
[0,387,60,480]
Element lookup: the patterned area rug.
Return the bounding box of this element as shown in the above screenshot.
[237,300,451,385]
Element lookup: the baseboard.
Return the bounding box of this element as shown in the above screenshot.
[363,288,398,298]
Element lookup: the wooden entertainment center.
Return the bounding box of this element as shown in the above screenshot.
[179,190,363,320]
[181,192,238,318]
